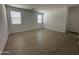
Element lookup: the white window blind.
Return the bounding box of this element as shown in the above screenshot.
[10,11,21,24]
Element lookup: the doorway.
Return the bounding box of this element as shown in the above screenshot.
[67,7,79,33]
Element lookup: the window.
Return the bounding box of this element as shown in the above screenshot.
[37,15,42,23]
[10,11,21,24]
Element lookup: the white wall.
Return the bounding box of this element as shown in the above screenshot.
[6,6,42,33]
[7,5,69,33]
[43,7,68,33]
[6,5,69,33]
[0,5,9,54]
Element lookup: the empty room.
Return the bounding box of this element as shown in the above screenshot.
[0,4,79,55]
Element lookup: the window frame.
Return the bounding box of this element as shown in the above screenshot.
[37,14,43,24]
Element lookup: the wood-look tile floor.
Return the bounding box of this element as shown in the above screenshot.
[2,29,79,55]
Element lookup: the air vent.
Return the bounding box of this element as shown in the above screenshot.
[32,8,35,11]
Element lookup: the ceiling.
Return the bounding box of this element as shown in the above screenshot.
[7,4,78,12]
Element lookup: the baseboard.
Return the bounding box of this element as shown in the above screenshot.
[66,31,79,35]
[44,27,66,34]
[10,28,43,35]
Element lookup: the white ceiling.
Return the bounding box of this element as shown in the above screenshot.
[7,4,78,12]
